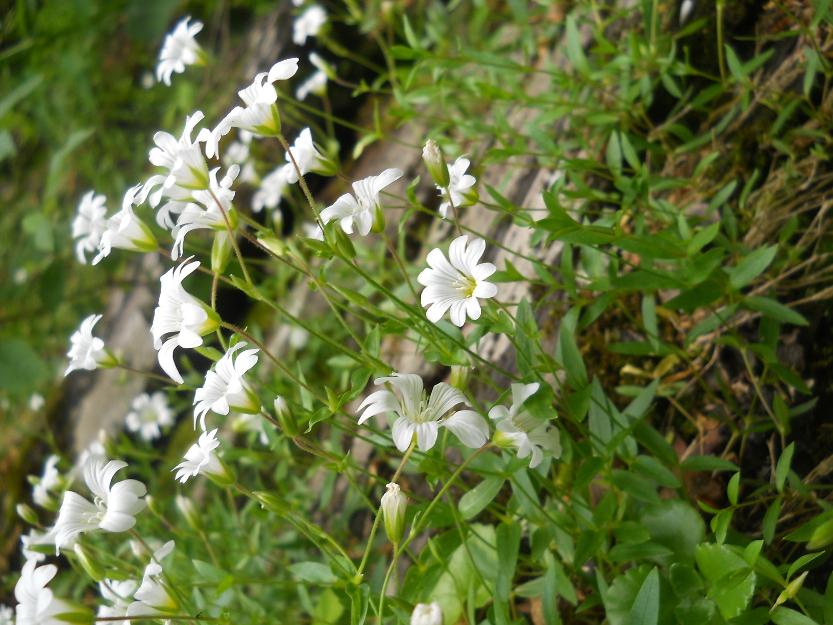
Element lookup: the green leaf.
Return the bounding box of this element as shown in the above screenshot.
[289,562,339,584]
[639,500,705,566]
[727,472,741,505]
[559,318,587,390]
[763,496,782,544]
[496,522,521,602]
[614,522,651,545]
[565,16,590,75]
[0,340,49,393]
[458,477,504,520]
[632,455,681,489]
[609,543,673,563]
[770,363,811,394]
[694,544,756,620]
[806,519,833,551]
[612,470,660,504]
[776,442,795,493]
[543,552,560,625]
[770,607,820,625]
[605,565,675,625]
[607,130,622,178]
[389,45,427,60]
[785,510,833,543]
[729,245,778,290]
[192,559,229,583]
[194,346,223,362]
[680,456,739,472]
[217,574,235,595]
[625,568,660,625]
[743,296,808,325]
[574,456,606,491]
[669,564,705,598]
[824,572,833,625]
[787,553,824,580]
[708,180,737,214]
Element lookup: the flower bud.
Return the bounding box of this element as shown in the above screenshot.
[176,495,203,532]
[258,235,288,257]
[411,601,443,625]
[381,483,407,544]
[807,518,833,551]
[211,230,233,274]
[274,397,299,437]
[74,543,106,582]
[773,571,809,610]
[423,140,450,188]
[144,494,163,517]
[450,366,471,391]
[17,503,39,525]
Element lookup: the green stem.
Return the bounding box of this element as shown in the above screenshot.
[209,190,252,285]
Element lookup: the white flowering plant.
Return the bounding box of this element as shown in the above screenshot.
[3,2,831,625]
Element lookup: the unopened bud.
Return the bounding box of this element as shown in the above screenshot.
[450,365,471,391]
[74,543,106,582]
[381,482,408,544]
[144,494,164,517]
[175,495,203,532]
[17,503,39,525]
[211,230,234,274]
[411,601,443,625]
[258,235,288,257]
[423,140,450,188]
[773,571,809,610]
[274,397,299,437]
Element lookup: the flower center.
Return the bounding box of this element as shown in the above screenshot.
[452,274,478,298]
[85,498,108,525]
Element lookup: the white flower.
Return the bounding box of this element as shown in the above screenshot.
[72,191,109,264]
[127,542,177,616]
[293,5,326,45]
[489,383,561,468]
[140,111,210,229]
[27,394,45,412]
[98,579,137,625]
[173,429,229,483]
[411,601,443,625]
[92,186,158,265]
[171,165,239,260]
[193,342,260,430]
[32,455,62,508]
[14,560,77,625]
[65,314,114,376]
[21,529,50,562]
[223,137,259,184]
[125,392,174,441]
[357,373,488,452]
[283,128,327,183]
[201,59,299,158]
[252,165,289,212]
[150,258,221,384]
[156,17,204,86]
[296,53,329,101]
[437,156,476,218]
[0,604,13,625]
[320,168,403,236]
[52,455,147,552]
[417,235,498,327]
